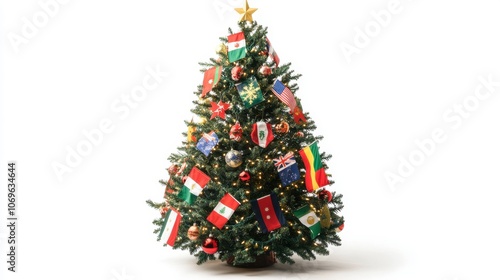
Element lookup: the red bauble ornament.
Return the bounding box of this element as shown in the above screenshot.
[202,235,219,254]
[239,171,251,181]
[229,121,243,142]
[294,131,305,138]
[274,121,289,134]
[231,66,243,81]
[182,176,188,183]
[167,164,179,175]
[318,189,333,202]
[335,223,345,233]
[258,65,272,76]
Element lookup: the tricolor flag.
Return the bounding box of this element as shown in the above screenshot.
[271,80,297,112]
[207,193,241,229]
[201,66,222,97]
[266,37,280,66]
[299,142,329,192]
[158,208,182,246]
[250,121,274,148]
[293,205,321,239]
[251,193,286,233]
[227,32,246,63]
[178,167,210,205]
[273,152,300,186]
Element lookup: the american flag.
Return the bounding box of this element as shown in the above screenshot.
[266,37,280,66]
[271,80,297,111]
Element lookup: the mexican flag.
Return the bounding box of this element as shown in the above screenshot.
[207,193,241,229]
[293,205,321,239]
[177,167,210,205]
[227,32,246,63]
[158,208,182,246]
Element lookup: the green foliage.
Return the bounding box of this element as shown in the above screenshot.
[147,21,344,266]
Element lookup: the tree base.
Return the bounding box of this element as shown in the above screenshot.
[226,252,276,268]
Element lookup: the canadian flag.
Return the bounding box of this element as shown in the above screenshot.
[251,121,274,148]
[207,193,241,229]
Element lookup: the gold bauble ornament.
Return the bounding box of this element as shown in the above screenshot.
[216,43,227,55]
[187,223,200,241]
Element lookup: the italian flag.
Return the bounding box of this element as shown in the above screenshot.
[158,208,182,246]
[227,32,246,63]
[207,193,241,229]
[299,142,329,192]
[293,205,321,239]
[177,167,210,205]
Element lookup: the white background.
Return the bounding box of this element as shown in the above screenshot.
[1,0,500,279]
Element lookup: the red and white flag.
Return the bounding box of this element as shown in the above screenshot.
[158,208,182,246]
[251,121,274,148]
[207,193,241,229]
[266,37,280,66]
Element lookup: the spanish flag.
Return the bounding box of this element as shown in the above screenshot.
[299,142,329,192]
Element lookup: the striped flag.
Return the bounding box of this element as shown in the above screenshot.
[227,32,246,62]
[158,208,182,246]
[177,167,210,205]
[271,80,297,111]
[299,142,329,192]
[207,193,241,229]
[266,37,280,66]
[293,205,321,239]
[202,66,222,97]
[251,193,286,233]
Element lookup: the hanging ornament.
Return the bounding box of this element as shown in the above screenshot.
[216,43,227,56]
[274,121,289,134]
[202,235,219,254]
[319,204,331,228]
[258,50,268,56]
[229,121,243,142]
[187,223,200,241]
[258,65,272,76]
[239,170,251,181]
[231,66,243,81]
[187,122,197,143]
[293,107,307,124]
[225,149,243,168]
[182,176,188,183]
[210,101,230,120]
[318,189,333,202]
[335,223,345,233]
[167,164,179,175]
[294,131,305,138]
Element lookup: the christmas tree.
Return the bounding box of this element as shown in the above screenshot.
[146,0,345,267]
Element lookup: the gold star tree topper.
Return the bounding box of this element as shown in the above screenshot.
[234,0,257,22]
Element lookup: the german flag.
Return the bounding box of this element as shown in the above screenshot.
[299,142,329,192]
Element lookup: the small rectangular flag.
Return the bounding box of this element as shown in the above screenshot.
[178,167,210,205]
[196,131,219,156]
[273,152,300,186]
[271,80,297,112]
[158,208,182,246]
[293,205,321,239]
[227,32,246,62]
[251,121,274,148]
[207,193,241,229]
[201,66,222,97]
[251,193,286,233]
[236,76,264,108]
[266,37,280,66]
[299,142,329,192]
